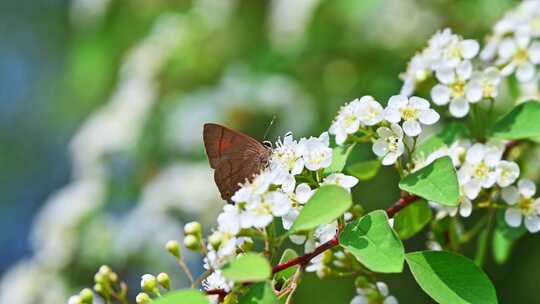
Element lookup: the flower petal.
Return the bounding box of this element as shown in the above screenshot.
[449,98,470,118]
[518,179,536,198]
[403,120,422,137]
[431,84,451,105]
[388,95,408,108]
[372,139,388,157]
[461,39,480,59]
[505,208,523,227]
[516,63,535,82]
[419,109,440,125]
[384,107,401,123]
[465,81,483,103]
[410,96,430,109]
[524,215,540,233]
[502,186,519,205]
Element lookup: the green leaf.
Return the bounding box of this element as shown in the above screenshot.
[490,101,540,139]
[289,185,352,234]
[415,123,469,160]
[274,249,298,282]
[393,199,432,240]
[222,253,271,283]
[339,210,404,273]
[239,282,278,304]
[399,156,459,206]
[152,289,208,304]
[406,251,498,304]
[324,143,356,174]
[346,159,381,181]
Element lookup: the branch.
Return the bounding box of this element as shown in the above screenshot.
[204,194,419,298]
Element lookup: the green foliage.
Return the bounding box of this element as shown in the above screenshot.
[346,159,381,181]
[152,289,208,304]
[490,101,540,139]
[393,199,433,240]
[222,253,271,283]
[239,282,278,304]
[415,123,469,159]
[339,210,404,273]
[289,185,352,234]
[406,251,498,304]
[324,143,356,175]
[399,156,459,206]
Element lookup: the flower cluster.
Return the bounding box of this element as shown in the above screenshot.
[201,132,359,296]
[481,0,540,83]
[502,179,540,233]
[418,141,520,220]
[351,281,398,304]
[330,94,439,165]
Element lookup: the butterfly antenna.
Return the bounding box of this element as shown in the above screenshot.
[263,115,277,141]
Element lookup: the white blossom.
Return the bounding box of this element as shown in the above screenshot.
[431,60,476,118]
[357,96,384,126]
[329,99,363,145]
[458,142,504,199]
[372,124,404,166]
[282,183,315,230]
[502,179,540,233]
[299,132,333,171]
[384,95,439,136]
[496,160,520,187]
[497,33,540,82]
[271,133,305,175]
[465,67,502,102]
[321,173,359,192]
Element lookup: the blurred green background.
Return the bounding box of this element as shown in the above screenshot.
[1,0,539,303]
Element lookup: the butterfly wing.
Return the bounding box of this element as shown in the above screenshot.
[203,123,271,201]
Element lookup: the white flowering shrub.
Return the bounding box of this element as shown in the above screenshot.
[62,1,540,304]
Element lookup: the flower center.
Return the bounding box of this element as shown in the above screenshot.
[386,136,400,152]
[451,80,466,98]
[400,106,420,121]
[343,113,357,128]
[514,48,529,64]
[483,82,496,98]
[472,162,489,179]
[518,197,535,215]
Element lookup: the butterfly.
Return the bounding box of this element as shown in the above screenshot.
[203,123,272,202]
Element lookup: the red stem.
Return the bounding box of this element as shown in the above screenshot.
[204,194,419,297]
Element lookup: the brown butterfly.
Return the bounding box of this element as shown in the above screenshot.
[203,123,272,202]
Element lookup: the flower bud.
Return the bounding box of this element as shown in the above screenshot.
[140,274,157,293]
[108,272,118,283]
[354,276,370,289]
[157,272,170,290]
[208,232,222,249]
[166,240,181,258]
[184,234,200,251]
[94,273,106,284]
[93,283,104,295]
[322,250,333,264]
[184,221,202,237]
[79,288,93,303]
[136,292,151,304]
[98,265,112,276]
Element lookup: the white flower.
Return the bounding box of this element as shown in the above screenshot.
[282,183,315,230]
[400,52,433,96]
[68,295,81,304]
[231,169,273,204]
[300,132,333,171]
[271,133,305,175]
[321,173,359,192]
[465,67,502,102]
[497,33,540,82]
[217,205,241,235]
[350,282,398,304]
[458,142,503,199]
[431,60,475,118]
[372,124,404,166]
[432,192,473,219]
[384,95,440,136]
[429,28,479,71]
[329,99,362,145]
[203,271,233,293]
[357,96,384,126]
[240,191,292,229]
[496,160,520,187]
[502,179,540,233]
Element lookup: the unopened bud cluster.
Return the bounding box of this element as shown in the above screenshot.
[183,221,203,251]
[139,272,171,300]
